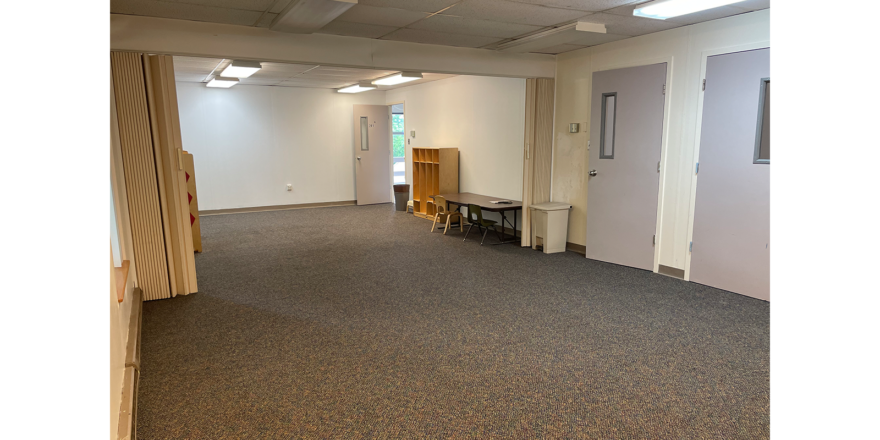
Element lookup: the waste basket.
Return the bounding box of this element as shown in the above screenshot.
[529,202,572,254]
[393,184,410,212]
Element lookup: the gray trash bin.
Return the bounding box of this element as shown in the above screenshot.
[393,184,410,211]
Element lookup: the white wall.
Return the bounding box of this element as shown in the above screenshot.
[386,75,526,226]
[176,83,386,211]
[551,10,769,274]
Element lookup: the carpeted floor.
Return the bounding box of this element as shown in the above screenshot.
[137,204,769,439]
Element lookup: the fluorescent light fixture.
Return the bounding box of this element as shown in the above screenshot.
[206,76,239,88]
[338,81,377,94]
[633,0,746,20]
[221,60,262,78]
[373,72,423,86]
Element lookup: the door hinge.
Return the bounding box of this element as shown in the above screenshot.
[695,162,700,174]
[662,84,666,95]
[653,235,656,245]
[702,79,706,91]
[657,161,660,172]
[689,241,693,252]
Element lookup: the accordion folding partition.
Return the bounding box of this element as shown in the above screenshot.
[111,51,198,300]
[411,147,458,219]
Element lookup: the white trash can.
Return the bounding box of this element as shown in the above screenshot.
[529,202,572,254]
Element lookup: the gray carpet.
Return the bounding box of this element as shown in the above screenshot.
[138,204,769,439]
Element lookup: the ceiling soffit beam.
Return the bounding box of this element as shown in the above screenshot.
[271,0,357,34]
[497,21,607,53]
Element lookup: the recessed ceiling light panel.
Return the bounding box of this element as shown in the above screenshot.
[338,81,377,93]
[221,60,262,78]
[634,0,746,20]
[373,72,423,86]
[206,77,239,88]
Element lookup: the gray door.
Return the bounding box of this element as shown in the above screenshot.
[690,48,770,301]
[353,105,392,205]
[585,63,666,271]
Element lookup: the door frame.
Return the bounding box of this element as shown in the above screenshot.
[586,56,674,273]
[683,41,770,281]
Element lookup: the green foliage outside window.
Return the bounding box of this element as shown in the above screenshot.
[393,135,405,158]
[392,114,405,157]
[392,114,405,133]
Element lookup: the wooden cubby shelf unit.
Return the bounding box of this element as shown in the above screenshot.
[411,147,459,219]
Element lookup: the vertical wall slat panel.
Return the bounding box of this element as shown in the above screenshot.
[532,78,555,205]
[111,52,171,301]
[521,79,537,247]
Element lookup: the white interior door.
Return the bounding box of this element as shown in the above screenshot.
[585,63,667,271]
[353,105,391,205]
[690,48,770,301]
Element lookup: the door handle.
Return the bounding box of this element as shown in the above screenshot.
[589,170,597,176]
[357,156,361,160]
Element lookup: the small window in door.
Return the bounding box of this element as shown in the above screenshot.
[754,78,770,164]
[600,92,617,159]
[360,116,369,151]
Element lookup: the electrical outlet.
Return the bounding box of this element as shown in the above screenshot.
[286,184,292,191]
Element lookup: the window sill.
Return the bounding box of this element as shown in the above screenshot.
[115,260,130,303]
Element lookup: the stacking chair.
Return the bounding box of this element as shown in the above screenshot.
[463,204,500,245]
[431,196,464,234]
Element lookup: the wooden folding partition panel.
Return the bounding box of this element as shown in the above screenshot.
[182,151,203,252]
[111,51,197,300]
[521,78,555,247]
[144,54,198,295]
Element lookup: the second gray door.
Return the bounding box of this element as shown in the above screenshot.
[585,63,667,271]
[690,48,770,301]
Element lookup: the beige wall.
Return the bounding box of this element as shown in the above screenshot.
[551,9,770,274]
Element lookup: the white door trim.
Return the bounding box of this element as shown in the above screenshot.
[683,41,770,281]
[587,55,674,274]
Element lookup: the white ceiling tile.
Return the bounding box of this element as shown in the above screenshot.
[579,12,681,36]
[317,21,399,39]
[730,0,770,11]
[408,14,543,38]
[444,0,592,26]
[174,73,210,82]
[255,12,276,27]
[111,0,263,26]
[269,0,292,13]
[380,28,503,48]
[567,31,629,46]
[164,0,276,11]
[335,4,430,27]
[506,0,643,12]
[259,62,318,73]
[238,78,284,85]
[529,43,588,54]
[356,0,461,13]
